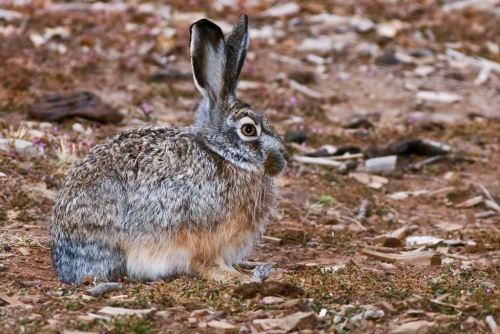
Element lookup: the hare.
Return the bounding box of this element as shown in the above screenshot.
[50,14,288,284]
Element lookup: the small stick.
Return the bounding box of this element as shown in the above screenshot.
[268,52,303,66]
[289,80,325,100]
[485,200,500,213]
[341,215,367,231]
[411,155,447,170]
[294,155,344,167]
[326,153,364,161]
[411,154,473,170]
[261,235,282,245]
[467,181,500,213]
[426,186,455,197]
[85,282,121,297]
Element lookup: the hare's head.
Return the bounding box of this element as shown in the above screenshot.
[190,15,288,176]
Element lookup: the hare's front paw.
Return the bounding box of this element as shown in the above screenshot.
[202,264,260,284]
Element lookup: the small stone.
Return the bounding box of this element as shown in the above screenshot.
[444,72,465,81]
[416,91,462,104]
[288,71,316,85]
[465,240,478,253]
[207,320,237,333]
[20,281,42,287]
[190,309,212,318]
[414,65,435,77]
[72,123,85,133]
[282,228,308,243]
[3,244,11,251]
[262,3,300,17]
[18,247,30,256]
[262,296,286,304]
[0,139,44,158]
[383,238,404,248]
[375,51,401,66]
[284,130,307,144]
[0,9,25,21]
[86,282,121,297]
[97,306,156,317]
[343,117,373,129]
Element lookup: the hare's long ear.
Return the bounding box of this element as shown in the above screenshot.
[190,19,226,105]
[223,14,249,97]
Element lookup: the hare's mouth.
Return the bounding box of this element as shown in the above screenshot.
[264,150,288,176]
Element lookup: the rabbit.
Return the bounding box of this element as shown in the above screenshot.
[50,14,289,284]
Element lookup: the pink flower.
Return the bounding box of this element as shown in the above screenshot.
[142,102,152,114]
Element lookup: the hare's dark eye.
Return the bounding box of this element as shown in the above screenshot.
[241,124,257,136]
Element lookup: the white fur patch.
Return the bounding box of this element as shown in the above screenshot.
[126,244,192,280]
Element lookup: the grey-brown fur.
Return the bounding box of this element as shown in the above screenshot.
[50,15,288,284]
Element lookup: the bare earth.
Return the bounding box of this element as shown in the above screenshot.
[0,1,499,333]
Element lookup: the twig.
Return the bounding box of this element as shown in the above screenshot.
[446,48,500,75]
[294,155,344,167]
[289,80,326,100]
[426,186,455,197]
[411,155,447,170]
[360,248,440,265]
[268,52,303,66]
[411,154,473,170]
[341,215,367,231]
[443,0,500,12]
[326,153,364,161]
[466,181,500,213]
[261,235,282,245]
[363,245,413,253]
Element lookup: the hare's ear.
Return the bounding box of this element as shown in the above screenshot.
[190,19,226,104]
[223,14,249,97]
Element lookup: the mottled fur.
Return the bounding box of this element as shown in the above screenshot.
[50,15,288,284]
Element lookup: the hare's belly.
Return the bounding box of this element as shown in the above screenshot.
[125,242,192,279]
[123,221,262,279]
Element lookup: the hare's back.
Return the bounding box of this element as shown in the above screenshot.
[52,126,201,229]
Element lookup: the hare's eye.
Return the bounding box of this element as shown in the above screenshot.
[241,124,257,137]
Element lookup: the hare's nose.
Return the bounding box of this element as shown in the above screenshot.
[281,148,289,162]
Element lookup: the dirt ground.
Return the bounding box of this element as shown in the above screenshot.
[0,1,499,333]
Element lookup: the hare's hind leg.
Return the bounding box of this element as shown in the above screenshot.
[197,261,259,284]
[52,237,126,284]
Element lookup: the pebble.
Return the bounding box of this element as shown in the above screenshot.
[0,139,45,158]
